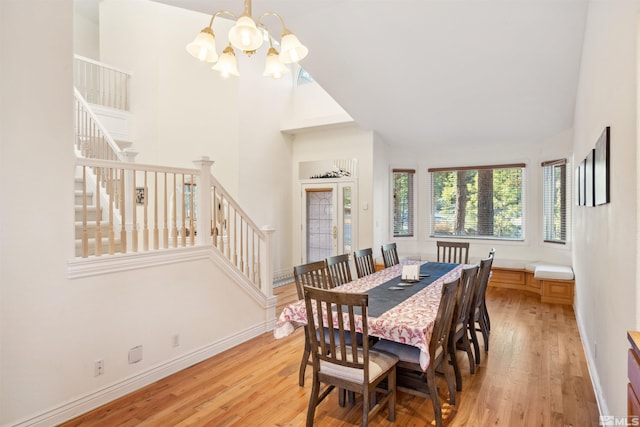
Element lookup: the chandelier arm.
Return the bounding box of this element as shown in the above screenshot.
[256,11,287,35]
[208,10,238,28]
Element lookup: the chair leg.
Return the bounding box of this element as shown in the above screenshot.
[442,357,456,406]
[387,368,396,422]
[299,341,310,387]
[479,315,490,352]
[483,302,491,332]
[461,332,475,375]
[469,321,481,365]
[362,387,370,427]
[306,376,320,427]
[426,369,443,427]
[448,337,462,392]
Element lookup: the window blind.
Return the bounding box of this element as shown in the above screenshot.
[429,164,525,240]
[542,159,567,244]
[393,169,415,237]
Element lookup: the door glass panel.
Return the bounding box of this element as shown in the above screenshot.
[342,186,352,254]
[306,190,334,262]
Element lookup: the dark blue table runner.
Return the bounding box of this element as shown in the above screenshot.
[365,262,459,317]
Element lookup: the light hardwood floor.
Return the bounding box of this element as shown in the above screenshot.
[60,285,600,426]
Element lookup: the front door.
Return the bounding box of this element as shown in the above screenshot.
[301,181,356,263]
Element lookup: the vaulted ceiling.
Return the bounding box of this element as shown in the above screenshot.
[155,0,589,151]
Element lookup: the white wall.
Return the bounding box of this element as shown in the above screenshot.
[1,1,76,422]
[572,0,639,418]
[0,2,273,425]
[74,8,99,60]
[372,133,391,255]
[235,39,295,278]
[384,129,575,264]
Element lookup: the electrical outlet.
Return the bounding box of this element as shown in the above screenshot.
[128,345,143,364]
[172,334,180,348]
[94,360,104,377]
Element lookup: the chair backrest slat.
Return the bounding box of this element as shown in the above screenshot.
[293,260,332,300]
[304,286,369,371]
[326,253,353,286]
[453,265,479,329]
[353,248,376,278]
[429,277,460,356]
[436,241,470,264]
[381,242,400,268]
[469,256,494,328]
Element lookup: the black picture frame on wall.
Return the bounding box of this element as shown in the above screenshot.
[585,149,595,207]
[595,126,611,205]
[576,162,584,206]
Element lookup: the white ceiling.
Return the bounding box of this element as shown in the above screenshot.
[155,0,589,151]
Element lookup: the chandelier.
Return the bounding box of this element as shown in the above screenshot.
[186,0,309,79]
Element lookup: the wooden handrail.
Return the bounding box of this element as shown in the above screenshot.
[74,55,130,111]
[74,157,269,291]
[74,88,124,162]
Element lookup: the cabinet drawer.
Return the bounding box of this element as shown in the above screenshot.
[629,383,640,418]
[490,268,525,285]
[630,349,640,396]
[541,280,574,305]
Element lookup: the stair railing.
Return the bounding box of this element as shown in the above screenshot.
[74,55,130,111]
[75,156,273,295]
[73,57,273,295]
[75,88,124,162]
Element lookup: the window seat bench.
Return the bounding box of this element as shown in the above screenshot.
[488,260,574,305]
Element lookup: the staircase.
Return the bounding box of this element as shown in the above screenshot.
[72,56,274,301]
[74,171,122,257]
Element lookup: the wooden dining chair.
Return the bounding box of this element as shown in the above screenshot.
[488,247,496,258]
[381,243,400,268]
[436,241,470,264]
[326,253,352,286]
[372,277,460,427]
[468,256,493,365]
[484,248,495,332]
[448,264,479,392]
[353,248,376,278]
[303,286,398,427]
[293,261,333,387]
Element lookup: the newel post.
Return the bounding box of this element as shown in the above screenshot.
[193,156,214,246]
[260,225,275,297]
[122,148,138,252]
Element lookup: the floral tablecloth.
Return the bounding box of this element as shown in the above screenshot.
[273,260,464,371]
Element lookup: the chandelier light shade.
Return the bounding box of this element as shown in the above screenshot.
[186,27,218,63]
[228,15,263,54]
[212,44,240,78]
[263,47,289,79]
[279,30,309,64]
[186,0,308,78]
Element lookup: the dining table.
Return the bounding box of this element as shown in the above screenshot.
[273,260,465,371]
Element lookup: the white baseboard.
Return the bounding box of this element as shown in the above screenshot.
[574,301,606,418]
[273,267,294,287]
[10,322,270,427]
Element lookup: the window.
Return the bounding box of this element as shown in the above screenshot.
[393,169,415,237]
[296,67,314,86]
[542,159,567,244]
[429,164,525,240]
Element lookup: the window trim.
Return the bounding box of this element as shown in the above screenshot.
[391,168,416,239]
[428,163,526,241]
[541,158,568,245]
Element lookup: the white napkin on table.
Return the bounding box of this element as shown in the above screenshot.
[401,264,420,281]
